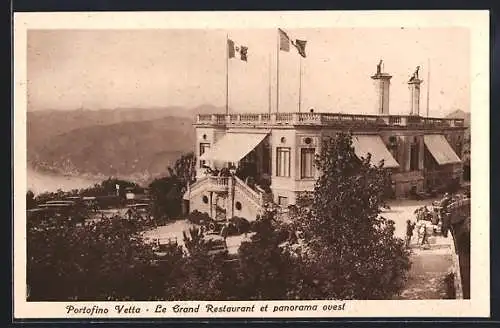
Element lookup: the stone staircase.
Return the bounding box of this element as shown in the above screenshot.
[184,175,267,221]
[233,176,264,209]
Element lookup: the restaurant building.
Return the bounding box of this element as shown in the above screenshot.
[183,65,466,221]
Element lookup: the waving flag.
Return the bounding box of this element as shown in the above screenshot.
[228,39,248,62]
[279,29,307,58]
[292,39,307,58]
[278,28,290,52]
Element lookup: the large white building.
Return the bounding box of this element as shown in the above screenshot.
[183,65,466,222]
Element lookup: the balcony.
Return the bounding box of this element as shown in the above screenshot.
[195,113,464,129]
[206,176,229,193]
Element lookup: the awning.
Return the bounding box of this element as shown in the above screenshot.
[200,132,268,163]
[424,134,461,165]
[351,135,400,168]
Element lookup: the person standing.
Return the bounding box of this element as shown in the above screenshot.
[440,193,452,237]
[419,220,430,249]
[405,220,416,248]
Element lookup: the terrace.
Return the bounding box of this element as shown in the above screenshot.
[195,112,464,129]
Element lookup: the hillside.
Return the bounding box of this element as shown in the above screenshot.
[29,116,195,181]
[27,104,222,153]
[445,109,470,127]
[27,109,213,182]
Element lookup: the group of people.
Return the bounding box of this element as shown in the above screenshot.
[405,192,456,249]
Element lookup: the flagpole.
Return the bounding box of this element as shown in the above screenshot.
[426,58,430,117]
[276,30,280,113]
[298,56,303,113]
[268,53,272,114]
[225,33,229,115]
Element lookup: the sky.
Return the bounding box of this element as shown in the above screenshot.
[27,28,470,116]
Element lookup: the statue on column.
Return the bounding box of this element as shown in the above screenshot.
[409,65,420,82]
[376,59,383,74]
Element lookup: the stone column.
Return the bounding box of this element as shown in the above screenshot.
[404,136,411,172]
[418,135,425,170]
[408,78,423,116]
[371,72,392,115]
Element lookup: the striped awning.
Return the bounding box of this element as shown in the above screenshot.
[200,132,268,163]
[351,135,400,168]
[424,134,462,165]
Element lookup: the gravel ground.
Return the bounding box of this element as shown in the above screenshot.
[143,198,441,252]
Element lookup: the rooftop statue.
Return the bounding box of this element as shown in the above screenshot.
[376,59,383,74]
[409,65,420,82]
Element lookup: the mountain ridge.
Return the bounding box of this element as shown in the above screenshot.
[26,106,223,183]
[28,107,469,184]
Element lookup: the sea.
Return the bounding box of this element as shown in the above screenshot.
[27,166,100,195]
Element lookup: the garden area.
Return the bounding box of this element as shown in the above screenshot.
[28,133,463,302]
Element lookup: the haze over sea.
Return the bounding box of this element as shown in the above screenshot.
[27,166,99,195]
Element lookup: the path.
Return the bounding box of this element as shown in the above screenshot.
[394,235,455,300]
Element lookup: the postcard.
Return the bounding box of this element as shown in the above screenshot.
[13,10,490,319]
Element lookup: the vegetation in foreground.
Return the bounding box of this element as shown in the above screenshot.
[27,133,411,301]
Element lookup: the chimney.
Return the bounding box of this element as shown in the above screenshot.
[408,66,423,116]
[371,60,392,115]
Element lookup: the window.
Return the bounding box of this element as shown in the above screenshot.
[278,196,288,207]
[276,147,291,177]
[199,143,210,168]
[235,201,242,211]
[301,148,315,178]
[202,195,209,204]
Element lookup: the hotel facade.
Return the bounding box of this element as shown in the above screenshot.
[183,66,466,222]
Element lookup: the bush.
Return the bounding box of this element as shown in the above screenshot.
[446,178,461,194]
[236,212,298,300]
[27,215,184,301]
[228,216,251,235]
[187,210,211,226]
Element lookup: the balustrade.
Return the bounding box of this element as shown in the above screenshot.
[207,176,229,192]
[234,176,263,206]
[195,113,464,128]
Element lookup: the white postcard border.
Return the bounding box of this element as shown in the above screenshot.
[13,10,490,319]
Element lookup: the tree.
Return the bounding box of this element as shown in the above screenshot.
[236,211,297,300]
[167,152,197,193]
[175,226,236,301]
[26,190,36,209]
[81,177,141,198]
[26,216,183,301]
[148,176,183,222]
[290,133,411,300]
[463,135,471,181]
[148,152,197,222]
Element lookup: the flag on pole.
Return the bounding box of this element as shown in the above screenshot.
[279,29,307,57]
[292,39,307,58]
[228,39,248,62]
[278,28,290,52]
